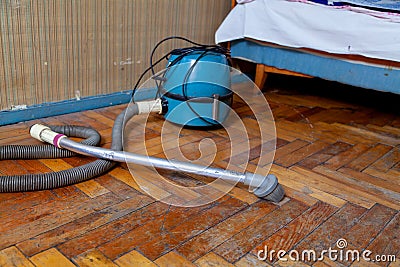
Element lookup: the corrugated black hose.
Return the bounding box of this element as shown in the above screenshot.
[0,104,138,192]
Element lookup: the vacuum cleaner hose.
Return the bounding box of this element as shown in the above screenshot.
[0,101,284,202]
[0,125,101,160]
[0,105,138,192]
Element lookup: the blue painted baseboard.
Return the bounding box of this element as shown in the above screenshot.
[0,87,157,126]
[0,72,251,126]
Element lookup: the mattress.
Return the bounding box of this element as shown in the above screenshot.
[312,0,400,11]
[215,0,400,62]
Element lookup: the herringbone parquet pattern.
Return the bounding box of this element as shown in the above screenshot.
[0,78,399,266]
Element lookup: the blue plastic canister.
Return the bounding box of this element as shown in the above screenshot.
[162,50,232,127]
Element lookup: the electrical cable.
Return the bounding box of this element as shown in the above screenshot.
[181,49,220,126]
[131,36,230,103]
[136,36,232,126]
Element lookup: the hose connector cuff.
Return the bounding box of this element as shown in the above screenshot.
[137,99,163,114]
[30,124,66,148]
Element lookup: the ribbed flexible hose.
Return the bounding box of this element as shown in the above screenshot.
[0,104,138,192]
[0,125,101,160]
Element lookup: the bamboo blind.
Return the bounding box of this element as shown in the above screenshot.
[0,0,230,110]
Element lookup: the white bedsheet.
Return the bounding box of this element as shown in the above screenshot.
[215,0,400,62]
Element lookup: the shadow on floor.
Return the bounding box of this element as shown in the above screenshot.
[263,74,400,115]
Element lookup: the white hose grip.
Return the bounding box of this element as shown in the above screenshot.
[137,99,163,114]
[30,124,66,148]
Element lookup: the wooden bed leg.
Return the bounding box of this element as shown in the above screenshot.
[255,63,268,89]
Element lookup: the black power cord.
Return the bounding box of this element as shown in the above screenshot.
[131,36,231,126]
[131,36,230,99]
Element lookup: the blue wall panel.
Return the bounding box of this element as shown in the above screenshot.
[0,88,157,126]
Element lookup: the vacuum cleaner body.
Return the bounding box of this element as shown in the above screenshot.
[162,49,233,127]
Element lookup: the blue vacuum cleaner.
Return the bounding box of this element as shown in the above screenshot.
[131,36,234,128]
[161,47,233,127]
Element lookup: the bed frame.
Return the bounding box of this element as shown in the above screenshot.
[230,2,400,94]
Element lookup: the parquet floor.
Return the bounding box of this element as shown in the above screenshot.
[0,77,399,267]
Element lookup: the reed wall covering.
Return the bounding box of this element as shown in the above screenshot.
[0,0,230,110]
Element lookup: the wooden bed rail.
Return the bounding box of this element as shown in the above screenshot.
[230,0,313,89]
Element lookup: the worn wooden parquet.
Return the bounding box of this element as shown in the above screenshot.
[0,77,399,267]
